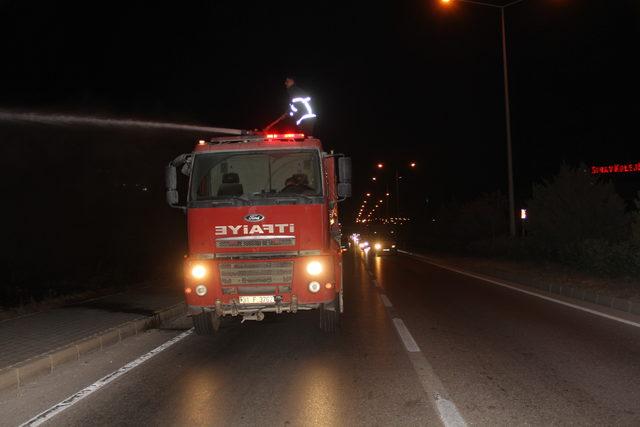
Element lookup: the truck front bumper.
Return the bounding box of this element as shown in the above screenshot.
[187,296,326,317]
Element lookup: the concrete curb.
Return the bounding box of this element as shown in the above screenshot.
[0,302,186,392]
[400,250,640,317]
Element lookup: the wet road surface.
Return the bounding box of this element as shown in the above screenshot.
[6,249,640,426]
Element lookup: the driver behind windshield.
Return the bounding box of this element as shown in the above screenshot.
[280,173,314,194]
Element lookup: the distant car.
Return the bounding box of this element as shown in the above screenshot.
[356,235,370,251]
[372,237,397,256]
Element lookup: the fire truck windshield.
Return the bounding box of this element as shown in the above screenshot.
[189,150,322,206]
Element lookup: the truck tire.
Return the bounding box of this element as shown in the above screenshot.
[192,311,221,335]
[319,294,340,333]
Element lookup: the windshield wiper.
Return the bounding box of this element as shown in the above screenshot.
[271,194,320,204]
[198,196,250,206]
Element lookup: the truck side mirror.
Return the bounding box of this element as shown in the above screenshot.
[337,156,352,200]
[166,165,177,190]
[165,165,181,207]
[338,157,352,183]
[338,182,352,198]
[166,189,179,205]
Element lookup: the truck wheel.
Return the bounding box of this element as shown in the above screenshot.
[192,311,221,335]
[319,295,340,333]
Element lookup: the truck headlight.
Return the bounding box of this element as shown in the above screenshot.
[191,264,207,279]
[306,261,323,276]
[374,243,382,250]
[195,285,207,296]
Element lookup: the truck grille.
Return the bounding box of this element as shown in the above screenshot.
[216,236,296,248]
[219,261,294,285]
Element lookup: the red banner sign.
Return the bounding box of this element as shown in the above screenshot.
[591,162,640,174]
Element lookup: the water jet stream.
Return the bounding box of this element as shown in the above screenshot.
[0,110,244,135]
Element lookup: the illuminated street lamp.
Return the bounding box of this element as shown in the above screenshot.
[440,0,525,237]
[373,160,418,217]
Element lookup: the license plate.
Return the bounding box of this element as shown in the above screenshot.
[239,295,275,304]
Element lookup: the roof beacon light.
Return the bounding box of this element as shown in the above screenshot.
[265,133,305,140]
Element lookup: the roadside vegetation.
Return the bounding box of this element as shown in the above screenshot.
[412,165,640,282]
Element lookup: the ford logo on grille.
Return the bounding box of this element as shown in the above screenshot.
[244,214,265,222]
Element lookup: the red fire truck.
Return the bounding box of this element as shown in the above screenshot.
[166,131,351,334]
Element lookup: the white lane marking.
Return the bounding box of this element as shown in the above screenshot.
[392,318,421,352]
[401,251,640,330]
[20,328,194,427]
[380,294,393,308]
[435,393,468,427]
[406,350,468,427]
[364,254,468,426]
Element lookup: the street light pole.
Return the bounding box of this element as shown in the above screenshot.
[395,169,400,217]
[443,0,524,237]
[500,6,516,237]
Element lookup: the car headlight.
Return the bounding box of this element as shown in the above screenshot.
[191,264,207,279]
[374,243,382,250]
[306,261,323,276]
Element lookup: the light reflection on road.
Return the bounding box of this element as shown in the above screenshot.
[293,361,339,425]
[176,368,223,424]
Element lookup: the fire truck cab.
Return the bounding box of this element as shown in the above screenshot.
[166,133,351,333]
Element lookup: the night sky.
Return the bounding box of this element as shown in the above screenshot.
[2,0,639,223]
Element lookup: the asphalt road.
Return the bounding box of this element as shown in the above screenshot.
[6,249,640,426]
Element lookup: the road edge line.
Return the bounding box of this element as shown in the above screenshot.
[19,328,194,427]
[400,250,640,329]
[0,303,186,392]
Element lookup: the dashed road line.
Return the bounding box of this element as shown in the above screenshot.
[392,318,421,352]
[362,251,468,427]
[435,394,468,427]
[20,329,194,427]
[380,294,393,308]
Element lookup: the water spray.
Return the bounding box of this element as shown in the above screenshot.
[0,110,245,135]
